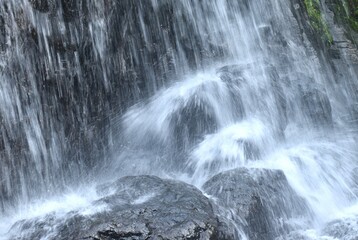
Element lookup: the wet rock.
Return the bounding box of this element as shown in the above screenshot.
[170,97,218,151]
[322,216,358,240]
[108,0,225,88]
[60,0,80,22]
[328,46,341,59]
[203,168,310,240]
[217,64,288,133]
[267,65,288,133]
[10,175,220,240]
[47,37,77,53]
[258,25,274,43]
[28,0,56,13]
[300,88,333,127]
[216,64,248,119]
[217,64,247,86]
[0,14,6,52]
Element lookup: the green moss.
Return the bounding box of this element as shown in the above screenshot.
[329,0,358,48]
[304,0,334,45]
[330,0,358,35]
[346,0,358,32]
[348,17,358,31]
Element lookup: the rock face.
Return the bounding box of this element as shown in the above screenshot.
[28,0,56,13]
[300,88,333,128]
[9,175,219,240]
[0,0,231,211]
[203,168,311,240]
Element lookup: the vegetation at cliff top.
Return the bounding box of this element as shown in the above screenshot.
[304,0,334,45]
[347,0,358,32]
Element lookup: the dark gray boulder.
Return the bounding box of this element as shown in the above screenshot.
[203,168,311,240]
[169,88,218,152]
[9,175,220,240]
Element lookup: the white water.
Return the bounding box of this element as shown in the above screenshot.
[4,66,357,239]
[1,0,358,239]
[122,64,358,232]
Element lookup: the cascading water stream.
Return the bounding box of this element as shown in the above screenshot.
[0,0,358,239]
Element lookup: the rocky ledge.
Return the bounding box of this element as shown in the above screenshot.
[9,175,219,240]
[7,167,315,240]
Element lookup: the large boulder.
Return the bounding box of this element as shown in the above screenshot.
[203,168,311,240]
[9,175,220,240]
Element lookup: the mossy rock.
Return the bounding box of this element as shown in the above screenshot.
[332,0,358,33]
[347,0,358,31]
[304,0,334,45]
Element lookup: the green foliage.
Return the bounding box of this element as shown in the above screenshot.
[348,17,358,31]
[334,0,358,32]
[304,0,334,45]
[347,0,358,31]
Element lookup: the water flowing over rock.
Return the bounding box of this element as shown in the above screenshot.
[203,168,311,240]
[300,87,333,128]
[323,215,358,240]
[8,175,220,240]
[0,0,358,239]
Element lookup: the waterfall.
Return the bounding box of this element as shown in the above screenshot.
[0,0,358,239]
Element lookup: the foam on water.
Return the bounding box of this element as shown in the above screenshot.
[251,138,357,225]
[122,71,235,145]
[188,119,274,186]
[1,0,358,239]
[0,186,104,240]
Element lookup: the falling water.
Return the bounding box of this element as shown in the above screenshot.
[1,0,358,239]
